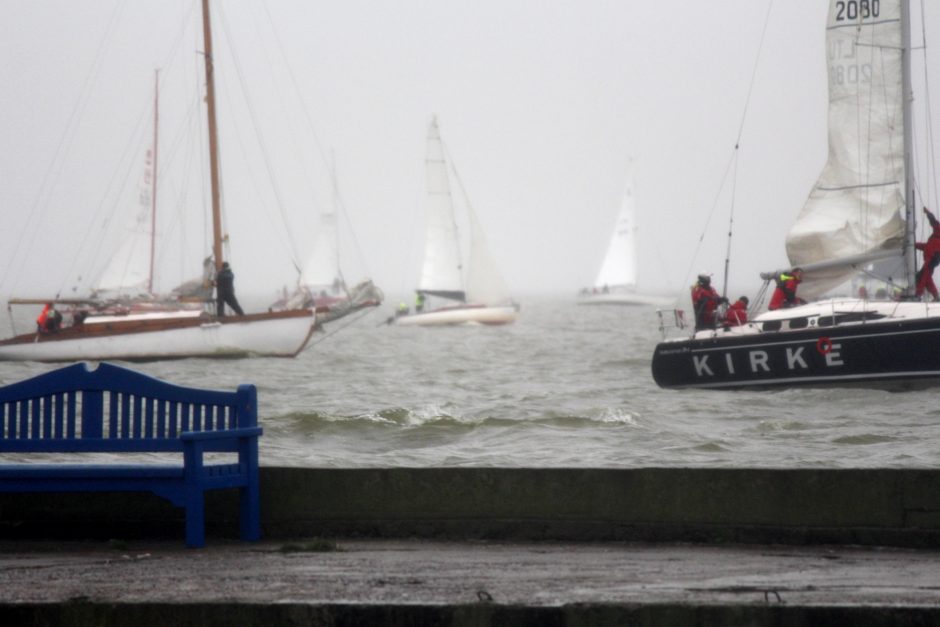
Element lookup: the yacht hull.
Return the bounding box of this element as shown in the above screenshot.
[0,310,316,362]
[393,305,517,327]
[652,314,940,390]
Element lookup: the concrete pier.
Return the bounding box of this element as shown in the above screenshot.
[1,467,939,625]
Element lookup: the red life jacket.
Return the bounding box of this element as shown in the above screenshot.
[724,301,748,326]
[36,304,51,329]
[769,274,801,310]
[690,284,719,326]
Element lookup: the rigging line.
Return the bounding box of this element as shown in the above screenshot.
[216,4,303,274]
[401,169,423,297]
[153,96,201,285]
[906,1,931,242]
[732,0,775,146]
[328,158,372,282]
[439,135,474,289]
[682,0,775,290]
[246,0,324,246]
[247,2,322,206]
[154,65,212,290]
[329,157,350,297]
[681,148,736,290]
[259,4,331,175]
[142,0,201,288]
[160,0,199,84]
[721,146,739,301]
[67,101,152,297]
[918,0,937,212]
[303,307,377,350]
[725,0,774,290]
[0,0,127,299]
[259,2,373,279]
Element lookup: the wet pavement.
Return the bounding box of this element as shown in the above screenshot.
[0,538,938,608]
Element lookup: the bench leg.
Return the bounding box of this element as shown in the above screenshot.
[185,489,206,548]
[240,476,261,541]
[239,436,262,542]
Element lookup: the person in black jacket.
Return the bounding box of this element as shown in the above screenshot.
[215,261,245,316]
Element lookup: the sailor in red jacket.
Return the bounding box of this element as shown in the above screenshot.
[35,302,61,333]
[723,296,749,326]
[690,273,722,330]
[768,268,805,310]
[915,207,940,300]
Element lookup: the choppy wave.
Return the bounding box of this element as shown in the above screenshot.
[4,297,940,468]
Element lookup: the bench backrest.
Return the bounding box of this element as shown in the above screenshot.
[0,362,257,453]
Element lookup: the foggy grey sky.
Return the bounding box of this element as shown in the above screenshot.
[2,0,940,305]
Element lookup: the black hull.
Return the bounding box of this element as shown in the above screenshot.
[651,317,940,390]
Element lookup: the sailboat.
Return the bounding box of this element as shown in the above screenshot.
[652,0,940,390]
[0,0,315,362]
[579,167,672,306]
[392,117,518,327]
[270,159,383,325]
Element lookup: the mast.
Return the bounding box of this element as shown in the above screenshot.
[902,0,916,291]
[201,0,224,274]
[149,69,159,294]
[329,150,343,290]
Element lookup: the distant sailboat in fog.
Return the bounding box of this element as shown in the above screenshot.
[579,167,671,306]
[392,116,518,326]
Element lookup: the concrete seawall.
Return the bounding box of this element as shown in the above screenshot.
[2,467,940,626]
[2,467,939,547]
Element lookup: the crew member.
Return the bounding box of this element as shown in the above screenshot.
[36,303,54,333]
[690,272,721,330]
[915,206,940,300]
[724,296,749,326]
[215,261,245,316]
[768,268,805,310]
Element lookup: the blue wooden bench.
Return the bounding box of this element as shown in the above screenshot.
[0,362,261,548]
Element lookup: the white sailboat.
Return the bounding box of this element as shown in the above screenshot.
[271,159,383,325]
[653,0,940,390]
[392,117,517,326]
[579,168,671,306]
[0,0,315,362]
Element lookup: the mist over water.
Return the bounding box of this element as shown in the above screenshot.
[2,296,938,468]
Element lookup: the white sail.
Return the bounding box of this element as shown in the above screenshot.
[301,206,340,290]
[417,117,465,300]
[785,0,906,298]
[465,200,511,305]
[94,148,154,298]
[594,174,638,290]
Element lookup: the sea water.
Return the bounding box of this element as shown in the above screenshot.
[1,296,937,468]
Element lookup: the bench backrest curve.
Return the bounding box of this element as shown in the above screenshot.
[0,362,257,452]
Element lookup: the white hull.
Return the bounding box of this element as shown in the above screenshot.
[579,292,673,307]
[0,312,316,362]
[393,305,517,327]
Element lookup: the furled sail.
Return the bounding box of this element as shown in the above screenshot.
[417,117,465,301]
[594,171,638,291]
[93,147,155,299]
[785,0,906,298]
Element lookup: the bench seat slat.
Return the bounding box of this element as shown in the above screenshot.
[0,464,186,479]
